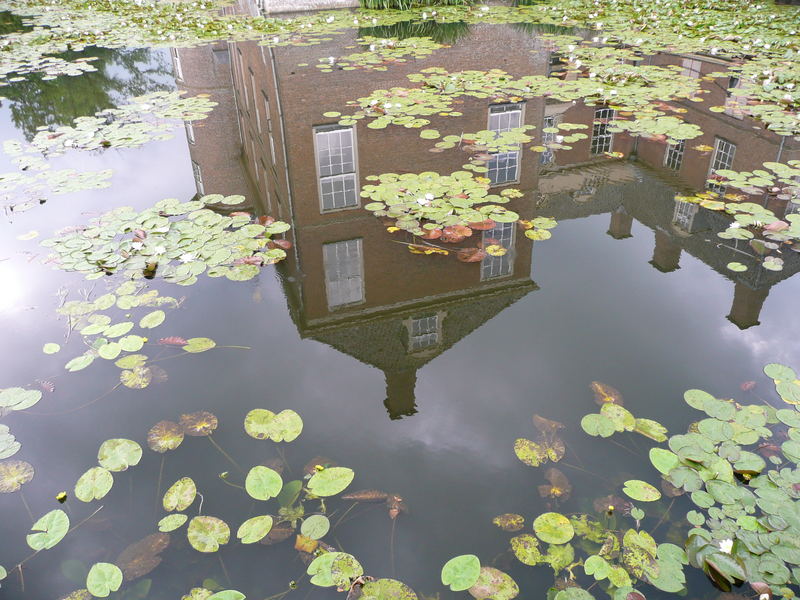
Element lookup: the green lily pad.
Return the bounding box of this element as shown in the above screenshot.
[467,566,518,600]
[361,579,417,599]
[163,477,197,511]
[301,514,330,540]
[27,509,69,550]
[74,467,113,502]
[307,467,354,497]
[187,516,230,553]
[622,480,661,502]
[533,512,574,544]
[441,554,481,591]
[97,439,142,472]
[158,513,188,532]
[236,515,273,544]
[245,466,283,501]
[139,310,165,329]
[86,563,123,598]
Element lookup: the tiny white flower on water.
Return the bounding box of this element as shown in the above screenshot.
[153,245,167,255]
[574,59,582,68]
[718,539,733,554]
[425,193,434,201]
[180,252,196,263]
[328,56,335,64]
[416,197,430,206]
[760,595,770,600]
[326,16,334,23]
[480,6,489,11]
[372,18,377,24]
[422,12,428,19]
[711,48,718,55]
[131,242,144,250]
[730,222,742,229]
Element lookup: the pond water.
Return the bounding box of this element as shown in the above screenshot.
[1,2,800,600]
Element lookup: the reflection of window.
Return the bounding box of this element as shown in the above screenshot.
[488,103,523,185]
[663,139,685,171]
[707,137,736,194]
[590,107,615,155]
[314,126,359,211]
[191,160,204,195]
[185,121,195,145]
[488,103,523,132]
[409,315,439,351]
[262,92,276,165]
[171,49,183,81]
[481,222,515,280]
[540,115,557,166]
[323,239,364,309]
[212,47,230,64]
[673,199,698,231]
[487,152,519,185]
[681,58,702,78]
[724,76,746,119]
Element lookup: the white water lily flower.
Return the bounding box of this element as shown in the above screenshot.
[326,16,334,23]
[416,197,430,206]
[131,242,144,251]
[730,222,742,229]
[425,193,434,201]
[153,246,167,255]
[718,539,733,554]
[179,253,196,263]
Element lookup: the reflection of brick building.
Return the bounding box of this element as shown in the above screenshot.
[177,4,800,395]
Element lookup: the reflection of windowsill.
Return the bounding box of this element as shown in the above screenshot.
[320,204,361,215]
[489,181,520,189]
[327,299,366,311]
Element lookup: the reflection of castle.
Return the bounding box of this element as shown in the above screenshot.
[173,6,800,410]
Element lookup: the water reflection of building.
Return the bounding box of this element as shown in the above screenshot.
[174,8,800,410]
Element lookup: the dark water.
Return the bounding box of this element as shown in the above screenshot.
[1,8,799,600]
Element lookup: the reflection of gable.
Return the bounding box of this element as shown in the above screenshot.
[295,277,536,373]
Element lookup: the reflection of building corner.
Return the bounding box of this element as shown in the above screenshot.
[727,282,770,330]
[172,43,258,209]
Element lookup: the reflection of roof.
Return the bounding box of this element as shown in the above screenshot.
[296,278,536,373]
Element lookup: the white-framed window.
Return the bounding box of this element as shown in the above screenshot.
[191,160,204,195]
[408,315,439,351]
[590,107,615,155]
[323,239,364,309]
[707,137,736,194]
[314,126,359,211]
[488,103,523,133]
[171,49,184,81]
[681,57,702,78]
[487,103,523,185]
[481,222,515,280]
[251,140,259,183]
[673,198,698,231]
[663,139,685,171]
[724,76,746,119]
[540,115,557,166]
[185,121,195,145]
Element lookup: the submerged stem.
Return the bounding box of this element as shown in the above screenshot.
[19,491,34,523]
[207,436,244,473]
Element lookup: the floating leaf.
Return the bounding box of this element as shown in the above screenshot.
[183,337,216,353]
[307,467,354,497]
[158,514,188,532]
[360,579,417,600]
[86,563,123,598]
[43,343,61,354]
[180,411,218,436]
[163,477,197,512]
[533,512,574,545]
[301,514,330,540]
[245,466,283,501]
[97,439,142,472]
[139,310,165,329]
[147,421,184,453]
[492,514,524,532]
[330,553,363,588]
[27,509,69,550]
[237,515,273,544]
[187,516,230,553]
[208,592,245,600]
[120,367,152,389]
[243,409,302,442]
[116,533,169,580]
[622,480,661,502]
[510,534,544,566]
[591,381,623,405]
[0,459,34,492]
[468,567,518,600]
[0,387,42,411]
[441,554,481,591]
[74,467,113,502]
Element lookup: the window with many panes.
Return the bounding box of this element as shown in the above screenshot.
[191,160,204,195]
[590,108,615,155]
[681,58,702,78]
[185,121,195,145]
[663,139,685,171]
[707,137,736,194]
[262,92,277,165]
[314,126,358,211]
[408,315,439,351]
[540,115,557,166]
[673,199,698,231]
[171,49,183,81]
[487,103,523,185]
[724,76,746,119]
[323,239,364,309]
[481,222,515,280]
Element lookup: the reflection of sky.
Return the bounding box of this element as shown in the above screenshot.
[1,46,800,600]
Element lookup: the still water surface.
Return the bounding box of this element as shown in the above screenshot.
[1,6,799,600]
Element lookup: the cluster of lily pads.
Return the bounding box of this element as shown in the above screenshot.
[475,364,800,600]
[308,35,446,72]
[670,160,800,274]
[0,91,216,213]
[42,196,291,283]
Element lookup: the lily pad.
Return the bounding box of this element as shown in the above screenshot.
[97,439,142,472]
[86,563,123,598]
[158,514,188,532]
[307,467,354,497]
[441,554,481,591]
[236,515,273,544]
[74,467,114,502]
[27,509,69,550]
[163,477,197,511]
[468,566,518,600]
[245,466,283,501]
[300,514,330,540]
[187,516,230,553]
[622,480,661,502]
[533,512,574,545]
[0,459,34,492]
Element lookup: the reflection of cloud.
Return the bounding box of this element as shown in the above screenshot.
[719,295,800,367]
[0,261,24,312]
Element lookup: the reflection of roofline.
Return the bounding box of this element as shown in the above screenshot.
[298,276,537,336]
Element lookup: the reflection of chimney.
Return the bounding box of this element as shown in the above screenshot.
[383,369,418,420]
[607,210,633,240]
[727,282,770,329]
[649,230,681,272]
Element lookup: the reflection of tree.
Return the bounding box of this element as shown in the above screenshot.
[0,14,171,141]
